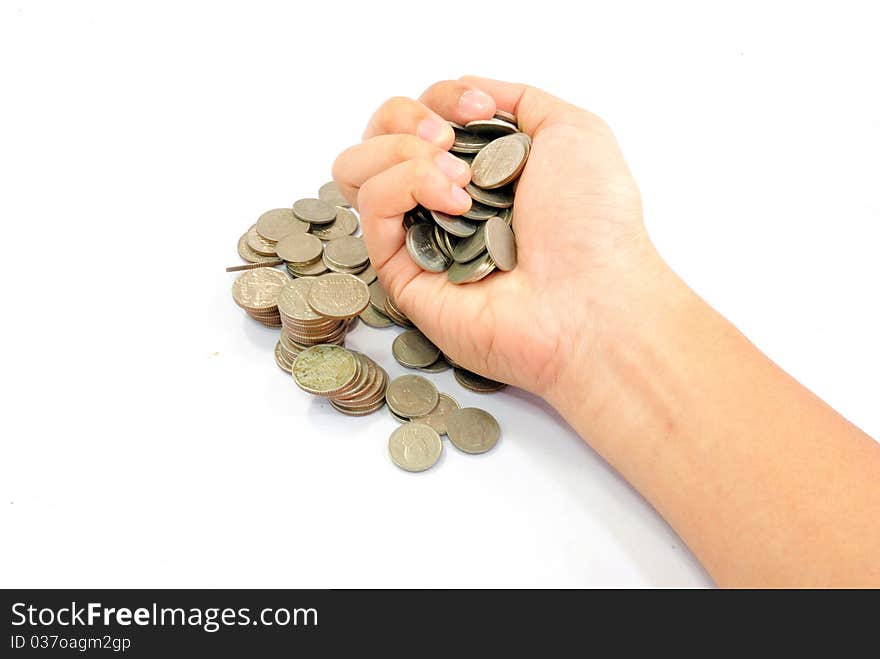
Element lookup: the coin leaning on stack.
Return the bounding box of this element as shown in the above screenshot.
[274,272,371,372]
[293,345,388,416]
[404,113,525,285]
[230,267,290,327]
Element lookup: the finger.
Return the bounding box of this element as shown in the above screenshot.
[458,75,575,136]
[418,79,496,124]
[362,96,454,148]
[357,159,471,270]
[332,135,470,204]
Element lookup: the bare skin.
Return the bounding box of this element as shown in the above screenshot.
[333,75,880,587]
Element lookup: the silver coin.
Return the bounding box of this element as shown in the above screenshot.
[388,423,443,472]
[310,207,359,240]
[451,127,491,154]
[493,109,517,125]
[446,408,500,454]
[392,329,441,368]
[466,183,514,209]
[256,208,310,242]
[368,279,387,313]
[286,258,329,277]
[389,408,411,423]
[406,222,450,272]
[354,263,377,285]
[452,222,487,263]
[418,357,450,374]
[461,199,497,221]
[484,216,517,271]
[453,368,506,392]
[386,374,439,418]
[275,232,324,265]
[447,252,496,284]
[293,198,337,225]
[318,181,351,208]
[324,235,369,269]
[434,224,454,260]
[464,118,518,137]
[411,393,459,435]
[430,209,476,238]
[359,305,393,328]
[471,134,529,190]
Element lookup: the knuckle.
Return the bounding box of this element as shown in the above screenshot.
[393,135,422,161]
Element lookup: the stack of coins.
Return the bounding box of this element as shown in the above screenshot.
[231,267,290,327]
[292,345,388,417]
[274,272,371,371]
[403,113,524,284]
[385,374,500,471]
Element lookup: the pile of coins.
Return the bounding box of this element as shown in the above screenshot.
[229,162,514,470]
[293,345,388,417]
[403,112,524,284]
[385,374,500,471]
[230,267,290,327]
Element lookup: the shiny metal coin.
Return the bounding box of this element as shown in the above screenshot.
[324,235,369,269]
[484,216,517,271]
[256,208,310,242]
[318,181,351,208]
[466,183,513,209]
[368,280,387,313]
[451,127,491,154]
[453,368,506,392]
[447,252,496,284]
[293,198,337,225]
[452,222,487,263]
[275,232,323,265]
[231,267,289,311]
[493,110,517,125]
[388,423,443,472]
[471,133,529,189]
[392,329,441,368]
[406,223,450,272]
[246,225,278,256]
[464,118,517,137]
[430,209,477,238]
[359,305,393,328]
[306,273,370,319]
[237,230,281,264]
[446,408,500,454]
[411,393,459,435]
[310,207,359,240]
[418,358,450,374]
[292,345,359,397]
[461,199,497,221]
[353,263,377,285]
[386,374,439,418]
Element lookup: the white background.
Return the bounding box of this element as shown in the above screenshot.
[1,1,877,588]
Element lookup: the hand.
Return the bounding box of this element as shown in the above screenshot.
[333,75,661,397]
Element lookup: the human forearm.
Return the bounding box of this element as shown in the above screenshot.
[547,249,880,587]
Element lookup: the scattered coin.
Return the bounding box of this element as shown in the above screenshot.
[392,329,441,368]
[484,216,517,271]
[275,232,324,265]
[386,374,439,418]
[256,208,310,242]
[310,207,359,240]
[318,181,351,208]
[292,344,358,396]
[411,393,459,435]
[388,423,443,472]
[246,225,278,256]
[453,367,506,393]
[446,408,500,454]
[293,198,337,225]
[238,230,281,264]
[324,235,369,270]
[358,305,393,328]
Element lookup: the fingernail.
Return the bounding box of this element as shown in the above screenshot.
[450,184,471,209]
[459,89,493,118]
[417,117,451,145]
[434,151,468,180]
